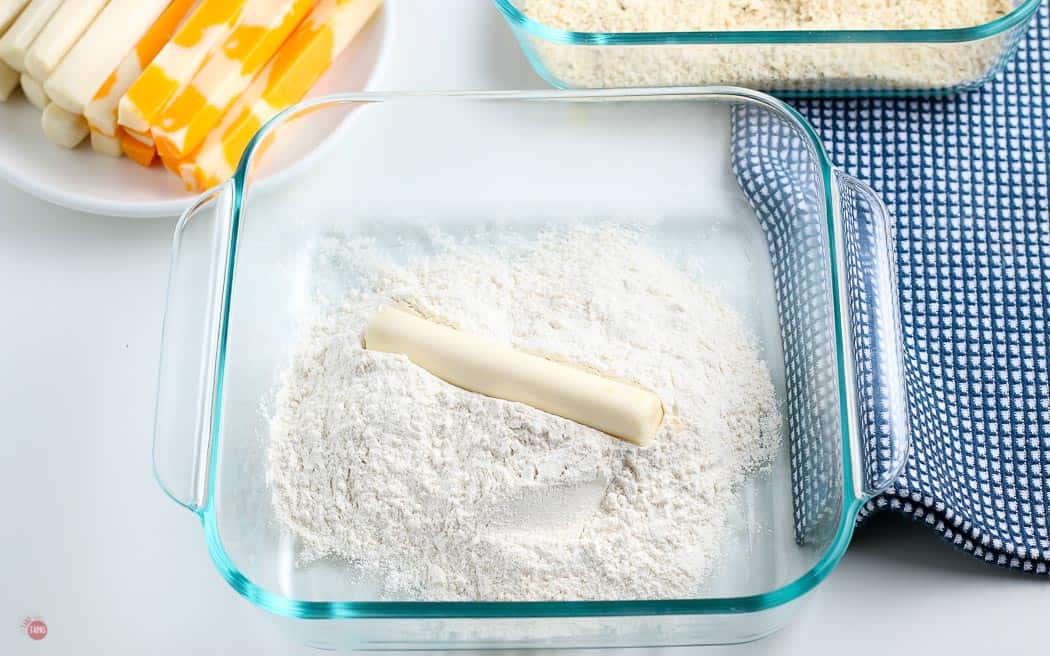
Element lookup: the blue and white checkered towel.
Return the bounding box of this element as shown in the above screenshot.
[792,3,1050,573]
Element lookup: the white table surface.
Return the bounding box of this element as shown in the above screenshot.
[2,1,1048,654]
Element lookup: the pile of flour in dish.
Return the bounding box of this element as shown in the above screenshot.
[521,0,1013,32]
[267,224,782,601]
[520,0,1013,90]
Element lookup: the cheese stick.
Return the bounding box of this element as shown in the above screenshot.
[120,128,155,166]
[180,0,383,191]
[0,0,63,72]
[0,60,19,100]
[0,1,37,99]
[19,71,43,108]
[159,147,180,174]
[90,128,122,156]
[152,0,313,161]
[117,0,248,135]
[0,1,32,36]
[363,306,665,447]
[84,0,197,136]
[124,127,153,146]
[44,0,169,115]
[41,101,86,148]
[24,0,107,82]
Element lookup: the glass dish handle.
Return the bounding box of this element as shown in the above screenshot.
[835,170,911,497]
[152,181,236,513]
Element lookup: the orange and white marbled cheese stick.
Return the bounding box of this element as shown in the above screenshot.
[120,128,157,167]
[180,0,383,191]
[117,0,246,136]
[124,128,154,146]
[151,0,314,161]
[85,0,198,137]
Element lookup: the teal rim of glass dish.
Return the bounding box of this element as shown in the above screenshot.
[492,0,1042,45]
[196,89,865,620]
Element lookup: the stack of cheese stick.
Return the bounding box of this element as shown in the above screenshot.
[0,0,381,190]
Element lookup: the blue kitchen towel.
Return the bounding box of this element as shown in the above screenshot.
[790,4,1049,573]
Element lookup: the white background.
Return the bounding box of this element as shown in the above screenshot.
[2,1,1048,653]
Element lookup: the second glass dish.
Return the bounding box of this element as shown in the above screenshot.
[493,0,1042,96]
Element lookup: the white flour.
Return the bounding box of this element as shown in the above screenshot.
[520,0,1013,91]
[267,225,782,601]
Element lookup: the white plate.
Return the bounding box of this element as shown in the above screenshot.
[0,6,392,218]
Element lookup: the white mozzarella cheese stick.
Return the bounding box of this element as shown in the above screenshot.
[363,306,665,446]
[19,70,44,107]
[41,101,86,148]
[0,1,32,35]
[43,0,169,114]
[24,0,108,81]
[0,0,62,71]
[0,60,17,100]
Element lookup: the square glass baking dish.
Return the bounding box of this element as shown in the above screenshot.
[153,88,910,650]
[493,0,1042,96]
